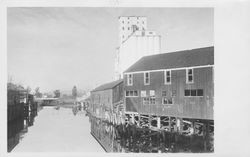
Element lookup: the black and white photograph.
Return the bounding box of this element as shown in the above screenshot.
[1,0,250,156]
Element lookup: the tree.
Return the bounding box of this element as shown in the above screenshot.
[72,86,77,98]
[35,87,42,98]
[54,90,60,98]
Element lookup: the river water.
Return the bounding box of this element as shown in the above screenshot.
[10,106,104,152]
[8,106,213,153]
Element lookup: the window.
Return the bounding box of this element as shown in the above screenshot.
[144,72,150,85]
[184,89,203,97]
[197,89,204,96]
[125,90,138,97]
[127,74,133,86]
[141,90,146,97]
[162,97,173,105]
[162,97,168,104]
[134,91,138,96]
[143,97,155,105]
[191,90,196,96]
[186,69,194,83]
[162,91,167,97]
[150,97,156,104]
[143,97,149,105]
[150,90,155,96]
[164,70,171,84]
[185,90,190,96]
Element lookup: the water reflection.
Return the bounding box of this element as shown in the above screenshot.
[7,108,39,152]
[90,116,213,153]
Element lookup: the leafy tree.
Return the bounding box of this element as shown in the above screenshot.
[35,87,42,98]
[72,86,77,98]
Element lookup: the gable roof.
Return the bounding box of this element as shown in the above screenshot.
[91,79,123,92]
[124,46,214,73]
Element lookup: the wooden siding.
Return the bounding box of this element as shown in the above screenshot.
[124,67,214,120]
[90,89,113,118]
[90,82,124,118]
[112,82,123,104]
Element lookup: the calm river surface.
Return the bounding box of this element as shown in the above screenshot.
[8,106,213,152]
[10,106,104,152]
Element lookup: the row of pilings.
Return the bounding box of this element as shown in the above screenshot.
[88,112,214,153]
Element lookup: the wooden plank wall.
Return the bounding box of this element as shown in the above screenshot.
[124,67,214,120]
[112,82,123,104]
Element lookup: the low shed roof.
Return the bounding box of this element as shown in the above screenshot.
[125,46,214,73]
[91,79,123,92]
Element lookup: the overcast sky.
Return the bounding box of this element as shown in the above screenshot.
[7,7,213,93]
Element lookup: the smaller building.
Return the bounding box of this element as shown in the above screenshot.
[90,79,124,124]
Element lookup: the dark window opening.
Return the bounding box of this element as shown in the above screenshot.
[188,75,193,82]
[167,77,170,82]
[162,91,167,97]
[162,97,168,104]
[191,90,197,96]
[197,89,204,96]
[185,89,204,97]
[188,69,192,75]
[126,91,129,96]
[162,97,173,105]
[185,90,190,96]
[134,91,138,96]
[168,98,173,104]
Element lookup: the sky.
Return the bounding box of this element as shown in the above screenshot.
[7,7,213,93]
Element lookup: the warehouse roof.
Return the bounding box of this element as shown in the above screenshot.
[124,46,214,73]
[91,79,123,92]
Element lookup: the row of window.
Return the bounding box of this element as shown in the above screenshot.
[184,89,204,97]
[122,20,145,24]
[134,96,173,105]
[122,25,140,31]
[125,90,138,97]
[127,69,194,86]
[125,89,204,98]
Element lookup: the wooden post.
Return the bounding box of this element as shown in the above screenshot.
[137,114,141,127]
[169,116,171,132]
[192,120,196,135]
[157,116,161,129]
[131,114,135,124]
[149,115,152,128]
[203,121,208,152]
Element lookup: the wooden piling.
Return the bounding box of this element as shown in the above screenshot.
[137,114,141,127]
[169,116,171,132]
[157,116,161,129]
[149,115,152,128]
[131,114,135,124]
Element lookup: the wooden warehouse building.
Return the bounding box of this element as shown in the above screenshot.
[90,79,124,124]
[123,46,214,133]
